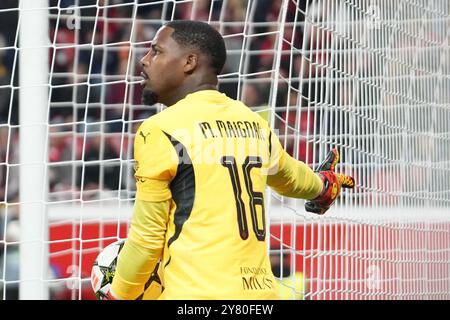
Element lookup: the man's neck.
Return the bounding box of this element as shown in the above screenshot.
[163,83,217,106]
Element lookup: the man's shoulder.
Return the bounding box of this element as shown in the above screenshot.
[138,94,270,134]
[138,108,173,131]
[137,115,157,134]
[134,113,173,150]
[223,98,271,125]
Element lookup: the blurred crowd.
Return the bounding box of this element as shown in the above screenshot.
[1,0,447,208]
[0,0,318,207]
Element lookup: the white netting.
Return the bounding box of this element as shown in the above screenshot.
[0,0,449,300]
[269,0,450,300]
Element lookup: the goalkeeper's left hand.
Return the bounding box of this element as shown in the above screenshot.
[305,148,355,215]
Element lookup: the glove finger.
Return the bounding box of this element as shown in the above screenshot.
[304,201,319,213]
[317,148,339,172]
[335,173,355,189]
[305,201,327,215]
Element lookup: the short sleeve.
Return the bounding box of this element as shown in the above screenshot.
[134,121,178,202]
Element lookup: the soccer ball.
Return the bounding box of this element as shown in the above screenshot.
[90,239,164,300]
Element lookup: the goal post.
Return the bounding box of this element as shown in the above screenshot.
[0,0,449,300]
[18,0,49,299]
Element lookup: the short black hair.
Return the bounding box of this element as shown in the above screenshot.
[165,20,227,75]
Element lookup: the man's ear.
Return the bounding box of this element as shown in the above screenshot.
[184,53,198,74]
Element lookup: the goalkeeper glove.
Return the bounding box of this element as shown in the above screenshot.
[305,148,355,215]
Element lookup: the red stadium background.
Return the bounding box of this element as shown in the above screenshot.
[49,221,450,299]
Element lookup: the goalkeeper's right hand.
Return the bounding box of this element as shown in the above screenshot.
[305,148,354,215]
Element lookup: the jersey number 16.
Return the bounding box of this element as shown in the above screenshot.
[221,156,266,242]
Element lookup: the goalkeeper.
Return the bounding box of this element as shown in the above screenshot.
[109,20,354,300]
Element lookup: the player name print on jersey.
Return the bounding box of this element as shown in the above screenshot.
[198,120,264,140]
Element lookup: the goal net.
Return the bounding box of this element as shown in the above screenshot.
[0,0,449,300]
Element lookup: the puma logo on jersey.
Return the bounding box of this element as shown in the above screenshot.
[140,130,150,144]
[136,177,147,183]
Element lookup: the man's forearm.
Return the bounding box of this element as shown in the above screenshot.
[110,199,170,300]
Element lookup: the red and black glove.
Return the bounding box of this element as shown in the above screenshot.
[305,149,355,215]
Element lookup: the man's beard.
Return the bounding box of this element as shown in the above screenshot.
[141,88,159,106]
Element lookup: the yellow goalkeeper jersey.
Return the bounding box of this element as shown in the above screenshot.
[115,90,322,300]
